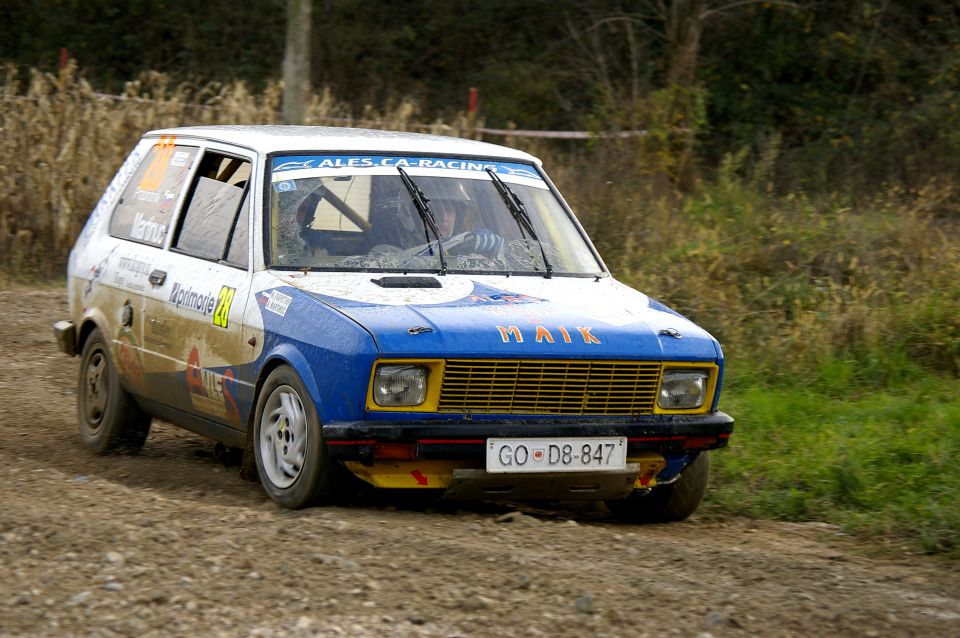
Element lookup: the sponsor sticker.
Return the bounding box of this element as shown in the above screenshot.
[469,292,537,305]
[169,282,217,316]
[118,257,151,276]
[134,190,161,203]
[272,155,541,180]
[113,256,150,292]
[143,316,171,349]
[159,190,178,212]
[213,286,236,329]
[130,211,168,245]
[139,137,177,192]
[186,347,240,423]
[170,150,191,167]
[495,325,602,345]
[82,246,118,300]
[262,290,292,317]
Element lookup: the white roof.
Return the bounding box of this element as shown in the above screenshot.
[147,125,541,164]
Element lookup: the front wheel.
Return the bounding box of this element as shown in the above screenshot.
[76,328,151,453]
[608,452,711,523]
[253,366,341,508]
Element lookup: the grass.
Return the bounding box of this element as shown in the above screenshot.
[707,372,960,555]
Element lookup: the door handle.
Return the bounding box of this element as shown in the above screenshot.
[148,269,167,286]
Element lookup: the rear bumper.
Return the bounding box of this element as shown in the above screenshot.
[323,411,734,463]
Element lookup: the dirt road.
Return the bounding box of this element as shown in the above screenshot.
[1,290,958,637]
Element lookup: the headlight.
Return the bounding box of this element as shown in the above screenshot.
[373,364,428,406]
[658,369,708,410]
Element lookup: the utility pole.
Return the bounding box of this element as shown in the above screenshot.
[283,0,311,125]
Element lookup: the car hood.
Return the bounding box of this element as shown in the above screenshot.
[275,272,721,361]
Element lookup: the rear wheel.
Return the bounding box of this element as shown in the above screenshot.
[76,328,151,453]
[253,366,342,508]
[608,452,710,523]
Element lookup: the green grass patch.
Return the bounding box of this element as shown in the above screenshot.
[706,373,960,555]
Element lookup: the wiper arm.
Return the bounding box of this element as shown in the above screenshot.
[486,169,553,278]
[397,166,447,275]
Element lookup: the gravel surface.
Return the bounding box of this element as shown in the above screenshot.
[2,290,958,637]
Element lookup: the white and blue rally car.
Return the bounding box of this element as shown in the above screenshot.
[55,125,734,521]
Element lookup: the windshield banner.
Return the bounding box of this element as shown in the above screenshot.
[272,155,542,181]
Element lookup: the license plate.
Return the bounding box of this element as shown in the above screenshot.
[486,437,627,474]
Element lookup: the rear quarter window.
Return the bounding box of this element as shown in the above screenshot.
[109,140,197,246]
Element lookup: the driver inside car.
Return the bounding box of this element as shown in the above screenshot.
[434,200,458,239]
[432,198,503,257]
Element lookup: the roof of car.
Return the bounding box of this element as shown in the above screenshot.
[147,125,541,164]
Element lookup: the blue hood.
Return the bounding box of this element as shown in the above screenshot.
[284,273,721,362]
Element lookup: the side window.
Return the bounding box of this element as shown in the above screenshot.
[109,140,197,246]
[174,152,251,264]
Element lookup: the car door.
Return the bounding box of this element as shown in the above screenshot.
[140,144,255,432]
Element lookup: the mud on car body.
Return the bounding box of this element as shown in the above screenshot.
[55,125,734,520]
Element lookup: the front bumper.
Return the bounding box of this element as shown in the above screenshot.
[324,411,734,463]
[53,320,77,356]
[442,467,642,500]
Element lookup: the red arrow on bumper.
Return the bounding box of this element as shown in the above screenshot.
[410,470,429,486]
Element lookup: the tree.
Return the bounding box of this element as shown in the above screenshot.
[283,0,311,125]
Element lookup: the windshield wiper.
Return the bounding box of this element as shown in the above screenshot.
[486,169,553,278]
[397,167,447,275]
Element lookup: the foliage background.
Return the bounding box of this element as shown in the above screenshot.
[0,1,957,553]
[4,1,959,193]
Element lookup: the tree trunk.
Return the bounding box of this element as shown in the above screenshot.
[283,0,311,125]
[664,0,706,88]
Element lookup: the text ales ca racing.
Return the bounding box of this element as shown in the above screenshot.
[55,125,734,520]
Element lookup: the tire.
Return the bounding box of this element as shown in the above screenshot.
[252,365,342,508]
[76,328,151,454]
[608,452,711,523]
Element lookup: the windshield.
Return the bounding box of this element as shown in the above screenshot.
[266,155,603,276]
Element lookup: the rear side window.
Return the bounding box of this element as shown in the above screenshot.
[174,152,251,265]
[109,139,197,246]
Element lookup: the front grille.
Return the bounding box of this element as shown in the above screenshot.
[438,359,662,416]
